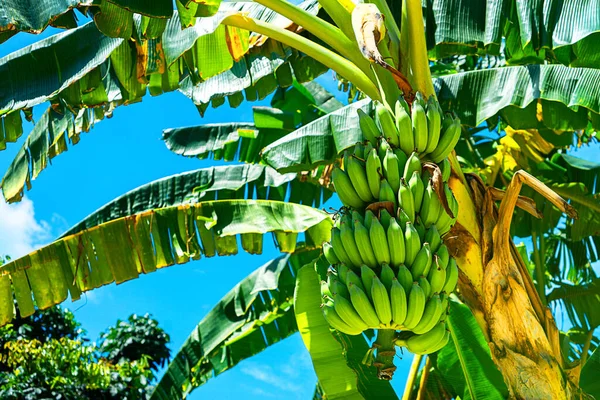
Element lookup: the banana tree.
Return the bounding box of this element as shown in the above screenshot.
[1,0,600,399]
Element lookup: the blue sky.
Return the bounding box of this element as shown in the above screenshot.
[2,25,600,400]
[0,29,419,399]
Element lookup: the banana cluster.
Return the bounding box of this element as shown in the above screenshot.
[322,214,458,336]
[323,92,461,361]
[333,142,458,235]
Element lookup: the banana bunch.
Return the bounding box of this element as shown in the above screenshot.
[322,213,459,336]
[323,91,464,366]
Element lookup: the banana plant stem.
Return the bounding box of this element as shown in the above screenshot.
[402,354,423,400]
[416,356,431,400]
[253,0,376,82]
[531,230,547,306]
[222,14,382,102]
[581,329,594,366]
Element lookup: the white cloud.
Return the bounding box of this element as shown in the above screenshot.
[0,197,54,259]
[240,362,303,394]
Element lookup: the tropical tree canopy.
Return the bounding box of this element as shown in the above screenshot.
[0,0,599,399]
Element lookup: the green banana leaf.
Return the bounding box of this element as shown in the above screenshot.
[0,0,322,142]
[547,279,600,331]
[0,200,332,327]
[435,65,600,130]
[295,256,397,399]
[261,99,373,173]
[421,0,600,68]
[581,346,600,398]
[152,250,320,400]
[294,263,363,399]
[61,164,331,237]
[436,300,508,400]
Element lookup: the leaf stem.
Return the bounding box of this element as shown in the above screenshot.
[253,0,376,81]
[531,231,547,305]
[402,0,435,97]
[581,329,594,366]
[416,356,431,400]
[222,14,382,102]
[402,354,423,400]
[317,0,356,40]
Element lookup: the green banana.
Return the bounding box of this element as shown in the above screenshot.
[366,149,382,199]
[398,178,415,223]
[397,264,413,293]
[331,228,353,266]
[440,157,451,182]
[403,152,422,181]
[340,223,364,267]
[397,208,411,227]
[439,293,449,316]
[321,280,332,298]
[442,258,459,293]
[390,278,408,327]
[395,98,414,154]
[410,243,432,280]
[424,97,441,154]
[427,328,450,353]
[352,210,365,226]
[323,304,364,335]
[337,264,349,285]
[428,256,447,294]
[370,218,391,265]
[376,102,400,147]
[346,270,366,293]
[379,209,392,231]
[424,225,442,253]
[378,137,391,162]
[380,263,396,291]
[354,219,378,268]
[404,221,421,266]
[357,108,380,146]
[436,245,450,270]
[338,213,352,228]
[403,282,426,330]
[420,179,441,228]
[383,149,401,193]
[371,276,392,325]
[429,118,462,163]
[379,179,397,207]
[332,167,365,209]
[387,218,406,267]
[412,94,428,153]
[364,209,375,230]
[333,294,369,331]
[419,275,431,299]
[414,217,426,242]
[328,274,350,299]
[348,282,380,328]
[405,321,447,353]
[347,156,374,203]
[360,265,377,299]
[354,142,365,159]
[411,294,443,334]
[323,242,340,265]
[393,148,408,175]
[408,171,425,212]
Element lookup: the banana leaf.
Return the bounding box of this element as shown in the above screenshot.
[61,164,330,237]
[295,257,397,399]
[294,263,363,399]
[548,279,600,331]
[581,346,600,398]
[151,250,320,399]
[0,200,332,327]
[435,300,508,399]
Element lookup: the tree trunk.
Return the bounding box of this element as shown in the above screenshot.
[446,160,578,399]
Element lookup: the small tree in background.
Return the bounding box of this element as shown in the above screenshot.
[0,256,171,400]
